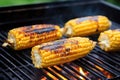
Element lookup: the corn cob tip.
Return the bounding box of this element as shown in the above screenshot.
[2,39,14,47]
[2,42,9,47]
[60,28,64,35]
[98,29,120,51]
[32,50,42,68]
[98,33,110,51]
[63,25,72,37]
[92,41,97,48]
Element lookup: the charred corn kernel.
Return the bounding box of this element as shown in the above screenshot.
[98,29,120,51]
[31,37,96,68]
[2,24,62,50]
[63,15,111,37]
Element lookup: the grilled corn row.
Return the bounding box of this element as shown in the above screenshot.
[63,15,111,37]
[98,29,120,51]
[31,37,96,68]
[2,24,62,50]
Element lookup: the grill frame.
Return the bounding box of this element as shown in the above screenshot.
[0,0,120,80]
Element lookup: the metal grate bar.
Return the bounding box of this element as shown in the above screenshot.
[0,48,32,80]
[90,52,120,72]
[0,38,3,43]
[89,52,120,73]
[0,60,24,80]
[0,31,7,40]
[0,32,9,50]
[80,57,115,79]
[50,66,72,79]
[64,63,91,80]
[107,76,120,80]
[58,65,82,80]
[0,47,35,76]
[14,53,35,76]
[87,54,120,75]
[95,46,120,62]
[92,50,120,67]
[75,59,106,80]
[111,52,120,59]
[81,58,108,74]
[44,68,63,80]
[16,53,33,66]
[78,58,107,78]
[41,69,57,80]
[21,51,32,60]
[0,70,12,80]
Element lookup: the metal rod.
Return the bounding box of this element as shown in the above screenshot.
[0,48,32,80]
[0,60,24,80]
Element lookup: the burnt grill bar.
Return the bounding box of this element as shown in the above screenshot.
[0,69,12,80]
[0,51,32,80]
[39,69,54,80]
[49,66,71,79]
[0,61,24,80]
[80,58,109,77]
[75,60,106,80]
[87,55,119,76]
[64,64,91,80]
[90,51,120,74]
[44,68,64,79]
[0,0,120,80]
[57,65,82,79]
[95,46,120,62]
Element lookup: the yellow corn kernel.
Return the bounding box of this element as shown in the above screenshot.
[98,29,120,51]
[2,24,62,50]
[31,37,96,68]
[63,15,111,37]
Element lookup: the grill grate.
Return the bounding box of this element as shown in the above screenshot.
[0,21,120,80]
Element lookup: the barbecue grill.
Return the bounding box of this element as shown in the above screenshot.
[0,0,120,80]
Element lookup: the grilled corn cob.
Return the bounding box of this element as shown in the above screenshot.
[31,37,96,68]
[2,24,62,50]
[63,15,111,37]
[98,29,120,51]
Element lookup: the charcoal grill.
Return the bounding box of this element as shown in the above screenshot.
[0,0,120,80]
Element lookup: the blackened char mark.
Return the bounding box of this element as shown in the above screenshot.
[39,39,78,51]
[39,39,65,50]
[115,29,120,32]
[26,25,32,28]
[77,16,98,23]
[25,27,56,34]
[66,48,70,52]
[90,16,98,22]
[76,17,89,24]
[40,45,63,50]
[22,26,33,32]
[53,39,65,45]
[33,27,55,34]
[18,26,32,31]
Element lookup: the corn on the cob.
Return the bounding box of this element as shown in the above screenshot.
[2,24,62,50]
[63,15,111,37]
[31,37,96,68]
[98,29,120,51]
